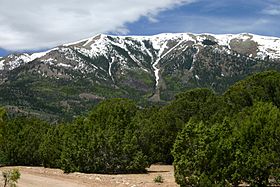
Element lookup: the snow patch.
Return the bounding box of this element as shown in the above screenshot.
[109,57,114,81]
[215,34,234,47]
[110,39,142,67]
[62,35,99,47]
[0,60,4,70]
[140,40,154,62]
[57,63,72,68]
[251,34,280,59]
[152,41,168,87]
[193,46,200,62]
[42,58,56,65]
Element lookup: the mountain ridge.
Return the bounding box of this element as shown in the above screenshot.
[2,32,280,69]
[0,32,280,121]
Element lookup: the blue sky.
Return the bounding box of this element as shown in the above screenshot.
[1,0,280,56]
[124,0,280,36]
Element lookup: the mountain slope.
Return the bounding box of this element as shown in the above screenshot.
[1,33,280,121]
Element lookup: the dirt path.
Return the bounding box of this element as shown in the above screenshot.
[0,165,179,187]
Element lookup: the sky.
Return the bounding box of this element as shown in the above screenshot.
[0,0,280,56]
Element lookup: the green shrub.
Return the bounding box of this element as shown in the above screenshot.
[60,99,149,174]
[154,175,164,183]
[2,168,21,187]
[172,102,280,186]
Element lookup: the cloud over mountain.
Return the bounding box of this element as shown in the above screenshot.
[0,0,194,50]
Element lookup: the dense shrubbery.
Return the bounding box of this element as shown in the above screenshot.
[173,71,280,186]
[173,103,280,186]
[59,99,148,173]
[0,71,279,186]
[0,99,148,174]
[133,88,223,164]
[0,115,49,166]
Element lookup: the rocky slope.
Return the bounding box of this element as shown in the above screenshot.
[1,33,280,121]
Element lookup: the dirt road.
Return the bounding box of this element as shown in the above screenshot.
[0,165,179,187]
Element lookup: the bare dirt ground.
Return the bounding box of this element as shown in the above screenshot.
[0,165,179,187]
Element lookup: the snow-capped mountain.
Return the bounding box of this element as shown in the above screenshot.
[1,33,280,120]
[1,33,280,70]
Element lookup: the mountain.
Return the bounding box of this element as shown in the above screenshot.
[1,33,280,121]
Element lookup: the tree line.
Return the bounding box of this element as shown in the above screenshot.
[0,70,280,186]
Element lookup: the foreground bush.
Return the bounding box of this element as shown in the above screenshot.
[0,116,49,166]
[172,102,280,186]
[60,99,149,173]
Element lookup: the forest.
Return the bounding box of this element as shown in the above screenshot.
[0,70,280,186]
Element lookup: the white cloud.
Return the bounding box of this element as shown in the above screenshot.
[0,0,194,51]
[262,5,280,16]
[153,13,279,37]
[181,16,272,34]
